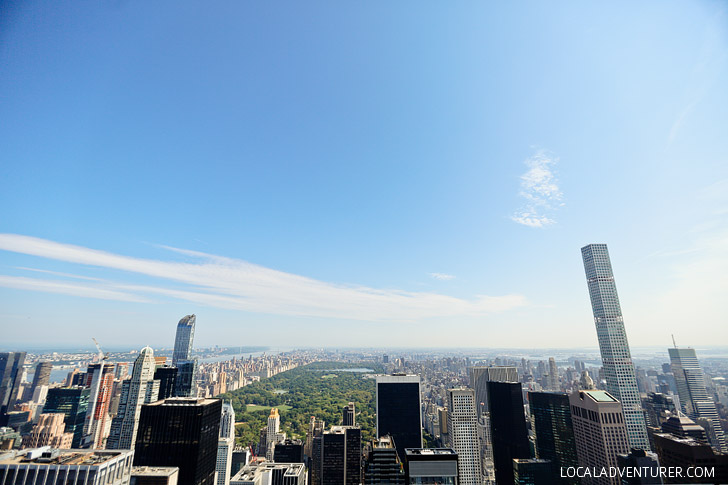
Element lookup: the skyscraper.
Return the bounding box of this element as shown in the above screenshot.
[487,381,530,485]
[446,388,481,485]
[581,243,650,451]
[528,392,578,484]
[468,366,518,416]
[217,402,236,485]
[569,390,630,485]
[311,426,361,485]
[134,398,222,485]
[154,366,178,400]
[0,352,26,416]
[668,346,727,452]
[29,361,52,397]
[173,314,196,365]
[173,314,198,398]
[107,346,160,450]
[363,436,405,485]
[376,375,422,461]
[267,408,282,461]
[43,387,90,448]
[342,402,356,426]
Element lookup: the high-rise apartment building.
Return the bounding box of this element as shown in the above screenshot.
[172,314,196,365]
[569,390,630,485]
[581,243,650,450]
[134,398,222,485]
[468,366,518,416]
[107,346,160,450]
[172,315,198,398]
[668,346,727,452]
[487,381,531,485]
[0,352,26,417]
[376,375,422,460]
[446,388,481,485]
[528,391,578,484]
[342,402,356,426]
[43,387,90,448]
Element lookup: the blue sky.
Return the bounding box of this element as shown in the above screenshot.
[1,1,727,349]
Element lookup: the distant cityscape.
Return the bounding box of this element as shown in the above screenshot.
[1,245,727,484]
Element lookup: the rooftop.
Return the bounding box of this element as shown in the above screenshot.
[132,466,179,477]
[582,390,617,403]
[148,398,219,407]
[405,448,456,456]
[0,449,131,466]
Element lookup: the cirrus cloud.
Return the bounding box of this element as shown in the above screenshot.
[0,234,528,321]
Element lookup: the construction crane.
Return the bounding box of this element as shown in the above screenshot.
[92,337,110,361]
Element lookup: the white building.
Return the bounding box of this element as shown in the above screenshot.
[107,347,160,450]
[581,243,650,450]
[446,388,481,485]
[217,402,236,485]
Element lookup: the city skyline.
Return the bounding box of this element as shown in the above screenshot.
[2,2,728,348]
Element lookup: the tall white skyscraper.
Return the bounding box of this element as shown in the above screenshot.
[669,346,727,452]
[107,346,160,450]
[217,402,236,485]
[172,314,196,365]
[447,388,482,485]
[581,243,650,451]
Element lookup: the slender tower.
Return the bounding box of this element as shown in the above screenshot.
[581,243,650,450]
[173,314,196,365]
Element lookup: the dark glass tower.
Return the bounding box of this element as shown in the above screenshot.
[274,438,304,463]
[528,392,578,484]
[174,360,197,397]
[376,375,422,461]
[154,366,178,400]
[487,381,530,485]
[313,426,361,485]
[134,397,222,485]
[43,387,91,448]
[0,352,26,416]
[342,402,356,426]
[172,314,196,365]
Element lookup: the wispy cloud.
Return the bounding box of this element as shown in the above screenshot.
[0,234,528,320]
[429,273,455,281]
[511,150,564,228]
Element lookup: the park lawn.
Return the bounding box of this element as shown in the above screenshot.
[245,404,292,412]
